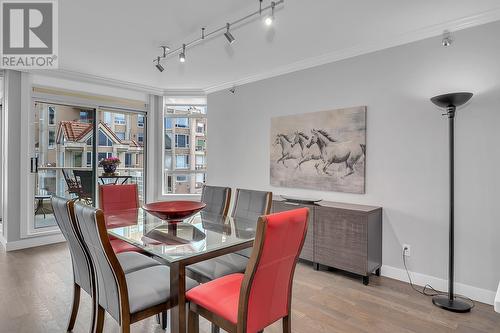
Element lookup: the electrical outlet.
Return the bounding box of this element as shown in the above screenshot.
[403,244,411,257]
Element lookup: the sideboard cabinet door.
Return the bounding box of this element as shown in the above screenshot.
[314,207,367,275]
[272,201,314,261]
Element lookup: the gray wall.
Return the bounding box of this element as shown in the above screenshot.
[207,21,500,294]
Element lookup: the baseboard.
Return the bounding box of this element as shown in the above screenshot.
[381,265,496,305]
[4,233,66,252]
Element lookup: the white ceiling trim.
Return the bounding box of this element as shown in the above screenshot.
[204,7,500,94]
[24,7,500,97]
[28,68,165,95]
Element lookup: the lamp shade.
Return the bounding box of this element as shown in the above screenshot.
[430,92,473,108]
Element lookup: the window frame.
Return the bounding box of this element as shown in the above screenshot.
[162,103,207,196]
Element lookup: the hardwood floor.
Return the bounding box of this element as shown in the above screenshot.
[0,243,499,333]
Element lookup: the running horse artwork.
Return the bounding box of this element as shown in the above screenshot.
[270,106,367,194]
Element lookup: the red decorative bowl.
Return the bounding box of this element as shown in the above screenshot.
[142,201,206,223]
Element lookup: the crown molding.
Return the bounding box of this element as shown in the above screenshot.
[28,68,166,95]
[204,7,500,94]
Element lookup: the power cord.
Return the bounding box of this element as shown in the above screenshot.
[402,247,475,309]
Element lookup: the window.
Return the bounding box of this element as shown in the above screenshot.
[195,155,205,170]
[86,152,92,167]
[176,155,189,169]
[196,139,205,151]
[98,130,113,146]
[175,118,189,128]
[137,133,144,143]
[125,153,132,167]
[115,114,126,125]
[73,153,82,167]
[175,134,189,148]
[163,102,207,195]
[80,110,92,123]
[116,132,126,140]
[165,133,172,150]
[103,112,112,125]
[48,107,56,125]
[48,129,55,149]
[98,152,112,162]
[137,114,144,127]
[176,175,188,182]
[165,118,173,129]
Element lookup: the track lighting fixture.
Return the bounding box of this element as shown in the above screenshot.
[155,56,164,72]
[224,23,236,44]
[442,30,453,47]
[153,0,284,70]
[179,44,186,63]
[265,1,276,26]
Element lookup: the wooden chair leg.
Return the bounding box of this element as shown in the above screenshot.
[120,314,131,333]
[67,283,81,332]
[94,305,105,333]
[283,315,291,333]
[188,309,199,333]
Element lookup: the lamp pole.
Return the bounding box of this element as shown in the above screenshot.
[430,92,473,313]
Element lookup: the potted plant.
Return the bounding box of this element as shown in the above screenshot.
[99,156,121,175]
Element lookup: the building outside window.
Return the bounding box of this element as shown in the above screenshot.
[116,132,126,140]
[98,129,113,146]
[103,112,112,125]
[86,152,92,167]
[175,134,189,148]
[163,102,207,194]
[48,130,55,149]
[137,114,144,127]
[48,106,56,125]
[125,153,132,167]
[175,118,188,128]
[114,113,126,125]
[137,133,144,143]
[176,155,189,169]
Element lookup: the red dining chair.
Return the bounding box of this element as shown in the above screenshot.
[99,184,142,254]
[186,207,309,333]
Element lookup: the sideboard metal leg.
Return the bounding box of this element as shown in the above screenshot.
[375,268,381,276]
[313,263,320,271]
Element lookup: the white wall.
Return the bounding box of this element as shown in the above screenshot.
[207,21,500,301]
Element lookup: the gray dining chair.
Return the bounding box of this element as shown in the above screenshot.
[200,185,231,216]
[72,202,198,333]
[187,188,272,283]
[51,196,163,332]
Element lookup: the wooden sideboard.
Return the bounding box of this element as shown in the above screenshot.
[272,199,382,285]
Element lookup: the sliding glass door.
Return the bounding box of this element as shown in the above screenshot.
[29,102,146,232]
[31,102,96,229]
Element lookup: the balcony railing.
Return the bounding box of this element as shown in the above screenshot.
[195,164,205,170]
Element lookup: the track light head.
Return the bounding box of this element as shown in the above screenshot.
[224,23,236,44]
[442,30,453,47]
[179,44,186,63]
[155,56,164,72]
[160,45,170,57]
[265,1,276,26]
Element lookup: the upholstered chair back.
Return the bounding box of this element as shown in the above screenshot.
[240,208,309,333]
[231,189,272,221]
[51,196,92,294]
[73,202,127,321]
[201,185,231,216]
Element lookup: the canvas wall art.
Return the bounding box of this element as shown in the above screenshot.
[270,106,366,194]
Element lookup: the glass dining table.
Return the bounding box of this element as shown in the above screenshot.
[105,208,258,333]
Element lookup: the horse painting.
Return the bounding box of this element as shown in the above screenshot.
[307,129,365,177]
[270,106,366,194]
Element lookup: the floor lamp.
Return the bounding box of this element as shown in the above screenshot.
[430,92,473,313]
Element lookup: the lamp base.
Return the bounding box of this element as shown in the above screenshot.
[432,295,472,313]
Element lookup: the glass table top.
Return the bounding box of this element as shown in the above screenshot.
[106,208,257,263]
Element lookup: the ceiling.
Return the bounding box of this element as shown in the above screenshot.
[57,0,500,93]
